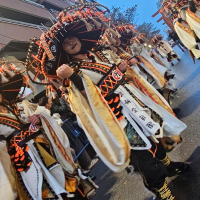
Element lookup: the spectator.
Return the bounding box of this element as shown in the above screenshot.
[168,30,186,52]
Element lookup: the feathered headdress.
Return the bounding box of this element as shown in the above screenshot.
[25,2,111,85]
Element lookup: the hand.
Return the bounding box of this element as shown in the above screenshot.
[0,94,2,103]
[28,115,41,125]
[129,58,138,66]
[59,86,65,92]
[118,61,129,73]
[56,64,74,79]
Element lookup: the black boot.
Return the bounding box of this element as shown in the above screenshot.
[166,161,190,177]
[150,180,176,200]
[160,155,190,177]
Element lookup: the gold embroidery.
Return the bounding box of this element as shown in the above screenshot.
[176,21,195,37]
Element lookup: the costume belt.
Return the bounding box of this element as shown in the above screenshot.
[7,123,41,152]
[7,123,42,172]
[97,65,125,98]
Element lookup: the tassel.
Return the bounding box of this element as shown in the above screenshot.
[4,70,15,77]
[81,19,93,31]
[106,35,116,45]
[0,73,9,83]
[90,17,102,29]
[110,46,117,53]
[98,18,120,38]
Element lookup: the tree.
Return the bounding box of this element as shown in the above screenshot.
[136,22,161,41]
[109,6,160,41]
[110,5,138,25]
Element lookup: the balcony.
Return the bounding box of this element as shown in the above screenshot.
[0,17,46,29]
[37,0,74,11]
[0,6,49,25]
[19,0,45,8]
[0,17,44,45]
[0,0,50,20]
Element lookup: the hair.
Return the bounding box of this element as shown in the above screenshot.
[38,96,49,106]
[189,0,197,13]
[59,34,88,64]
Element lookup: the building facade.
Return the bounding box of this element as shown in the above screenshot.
[0,0,74,58]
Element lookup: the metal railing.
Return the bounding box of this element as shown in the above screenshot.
[19,0,45,8]
[62,118,90,161]
[0,17,45,30]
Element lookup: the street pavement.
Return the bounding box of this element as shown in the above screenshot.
[90,46,200,200]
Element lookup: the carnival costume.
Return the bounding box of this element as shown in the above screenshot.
[25,2,190,199]
[174,17,200,59]
[151,34,180,67]
[112,26,176,94]
[150,48,172,70]
[25,2,131,173]
[0,61,97,199]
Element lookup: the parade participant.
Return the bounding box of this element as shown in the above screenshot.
[151,34,180,67]
[105,25,181,149]
[26,2,131,174]
[0,61,97,199]
[96,26,176,117]
[150,47,172,70]
[116,31,170,90]
[25,3,190,199]
[185,0,200,39]
[173,16,200,60]
[112,26,176,96]
[167,29,185,52]
[57,35,188,200]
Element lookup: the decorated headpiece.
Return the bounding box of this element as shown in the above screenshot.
[25,2,112,85]
[130,33,148,45]
[113,24,136,44]
[0,60,28,105]
[158,0,189,15]
[151,34,164,45]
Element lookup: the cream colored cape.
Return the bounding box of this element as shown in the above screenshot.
[68,74,130,172]
[34,107,75,174]
[174,19,200,59]
[0,128,17,200]
[186,7,200,39]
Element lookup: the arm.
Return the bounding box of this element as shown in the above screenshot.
[57,64,86,96]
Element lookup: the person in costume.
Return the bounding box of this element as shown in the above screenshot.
[167,29,186,52]
[151,34,180,67]
[111,25,177,102]
[168,0,200,61]
[150,47,172,70]
[25,3,190,199]
[105,24,182,149]
[173,15,200,60]
[180,0,200,40]
[0,61,97,200]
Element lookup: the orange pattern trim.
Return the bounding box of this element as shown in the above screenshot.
[176,21,195,38]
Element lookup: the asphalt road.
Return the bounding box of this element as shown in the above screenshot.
[90,46,200,200]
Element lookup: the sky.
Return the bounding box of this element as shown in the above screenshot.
[97,0,166,36]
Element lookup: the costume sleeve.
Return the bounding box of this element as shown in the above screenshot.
[69,72,84,92]
[117,47,133,60]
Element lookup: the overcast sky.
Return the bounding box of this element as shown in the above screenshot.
[98,0,166,35]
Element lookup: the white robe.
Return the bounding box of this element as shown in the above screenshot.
[0,102,75,199]
[78,67,187,150]
[0,125,17,200]
[186,7,200,39]
[174,18,200,59]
